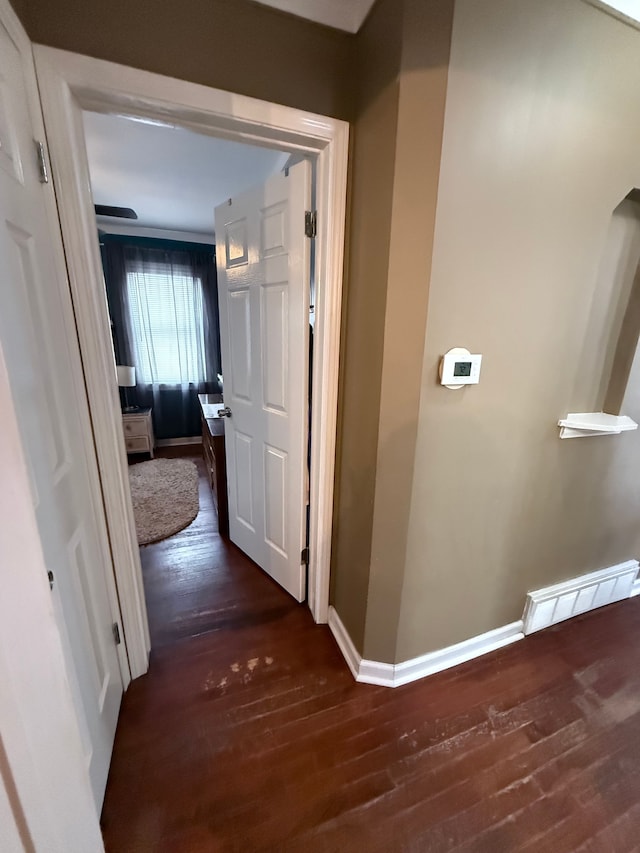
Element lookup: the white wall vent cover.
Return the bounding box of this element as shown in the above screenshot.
[523,560,639,634]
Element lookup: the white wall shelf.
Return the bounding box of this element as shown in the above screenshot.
[558,412,638,439]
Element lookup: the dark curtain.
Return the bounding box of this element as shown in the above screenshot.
[101,235,221,439]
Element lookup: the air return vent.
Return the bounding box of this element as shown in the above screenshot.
[523,560,639,634]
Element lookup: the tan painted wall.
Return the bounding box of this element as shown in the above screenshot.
[362,0,454,662]
[20,0,353,120]
[397,0,640,662]
[600,201,640,413]
[330,0,454,657]
[329,0,402,649]
[8,0,28,25]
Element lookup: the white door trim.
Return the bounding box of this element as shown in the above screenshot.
[34,46,349,671]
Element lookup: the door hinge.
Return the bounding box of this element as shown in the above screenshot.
[301,547,310,565]
[305,210,317,239]
[34,140,49,184]
[112,622,121,645]
[47,570,54,590]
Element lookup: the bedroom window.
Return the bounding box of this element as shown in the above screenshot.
[125,263,208,386]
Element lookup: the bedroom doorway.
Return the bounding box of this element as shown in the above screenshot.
[83,109,313,648]
[35,46,348,680]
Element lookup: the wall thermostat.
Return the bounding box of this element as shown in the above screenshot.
[439,347,482,390]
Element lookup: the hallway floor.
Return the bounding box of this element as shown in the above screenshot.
[101,454,640,852]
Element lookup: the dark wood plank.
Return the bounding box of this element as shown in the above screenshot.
[101,452,640,852]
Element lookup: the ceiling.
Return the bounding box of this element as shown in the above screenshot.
[83,111,290,235]
[252,0,376,32]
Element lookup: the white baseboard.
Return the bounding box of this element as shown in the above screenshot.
[522,559,639,634]
[329,558,640,688]
[327,606,524,689]
[155,437,202,448]
[327,605,361,681]
[391,622,524,687]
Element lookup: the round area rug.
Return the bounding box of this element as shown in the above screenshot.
[128,458,199,545]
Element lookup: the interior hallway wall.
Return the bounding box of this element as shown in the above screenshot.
[329,0,403,653]
[8,0,26,24]
[397,0,640,662]
[18,0,353,121]
[331,0,454,660]
[361,0,455,662]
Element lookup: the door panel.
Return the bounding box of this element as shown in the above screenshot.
[264,444,287,554]
[215,161,311,601]
[235,431,255,529]
[226,217,249,266]
[261,202,287,256]
[261,282,288,412]
[229,288,252,399]
[0,15,123,809]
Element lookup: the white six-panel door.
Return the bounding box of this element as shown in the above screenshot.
[215,161,311,601]
[0,15,123,809]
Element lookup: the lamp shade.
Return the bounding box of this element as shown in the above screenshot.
[116,365,136,388]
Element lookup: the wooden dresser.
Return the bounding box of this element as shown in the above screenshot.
[122,407,154,457]
[198,395,229,537]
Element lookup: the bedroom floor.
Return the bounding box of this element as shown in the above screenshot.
[101,450,640,852]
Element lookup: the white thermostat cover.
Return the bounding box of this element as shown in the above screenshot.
[439,347,482,390]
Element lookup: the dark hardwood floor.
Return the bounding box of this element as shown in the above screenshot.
[102,452,640,852]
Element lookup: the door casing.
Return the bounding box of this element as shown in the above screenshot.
[34,45,349,675]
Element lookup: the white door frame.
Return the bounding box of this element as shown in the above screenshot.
[34,46,349,675]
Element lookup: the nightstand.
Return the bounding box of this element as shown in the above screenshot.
[122,408,154,457]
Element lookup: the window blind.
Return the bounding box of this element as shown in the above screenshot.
[126,261,208,385]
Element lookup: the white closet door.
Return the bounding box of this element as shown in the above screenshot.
[0,11,123,808]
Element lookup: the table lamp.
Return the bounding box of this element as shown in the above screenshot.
[116,365,137,412]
